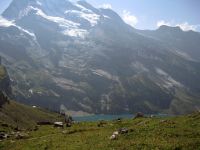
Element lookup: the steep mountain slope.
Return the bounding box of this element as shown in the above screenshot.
[0,0,200,114]
[0,64,61,130]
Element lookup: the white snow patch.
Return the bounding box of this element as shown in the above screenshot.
[103,15,110,19]
[33,7,79,27]
[81,13,100,26]
[18,6,33,19]
[65,10,100,26]
[16,26,36,38]
[75,3,93,13]
[63,28,88,38]
[28,7,87,38]
[18,6,80,28]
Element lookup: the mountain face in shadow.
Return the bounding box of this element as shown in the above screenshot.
[0,0,200,114]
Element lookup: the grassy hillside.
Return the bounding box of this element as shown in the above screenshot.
[0,100,62,131]
[0,64,62,132]
[1,112,200,150]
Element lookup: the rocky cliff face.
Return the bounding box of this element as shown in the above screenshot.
[0,0,200,114]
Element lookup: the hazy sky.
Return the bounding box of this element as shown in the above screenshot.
[0,0,200,31]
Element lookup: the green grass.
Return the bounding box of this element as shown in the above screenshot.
[0,100,62,131]
[1,112,200,150]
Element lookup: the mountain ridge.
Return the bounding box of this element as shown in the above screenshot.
[0,0,200,114]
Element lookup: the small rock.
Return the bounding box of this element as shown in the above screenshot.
[15,133,29,139]
[97,121,106,127]
[10,131,15,135]
[0,133,9,139]
[118,128,129,134]
[10,140,15,143]
[159,120,175,125]
[134,112,144,118]
[160,120,166,123]
[137,120,149,126]
[62,130,67,134]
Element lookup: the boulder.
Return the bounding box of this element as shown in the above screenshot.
[0,133,9,139]
[134,112,144,118]
[118,128,129,134]
[15,132,29,139]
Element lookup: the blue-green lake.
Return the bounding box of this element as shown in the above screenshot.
[73,114,133,122]
[73,114,170,122]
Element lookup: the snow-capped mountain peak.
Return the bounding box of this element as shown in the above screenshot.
[2,0,109,38]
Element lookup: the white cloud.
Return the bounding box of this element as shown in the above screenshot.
[176,22,198,31]
[156,20,199,31]
[99,4,112,9]
[157,20,171,27]
[122,10,138,27]
[0,16,14,27]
